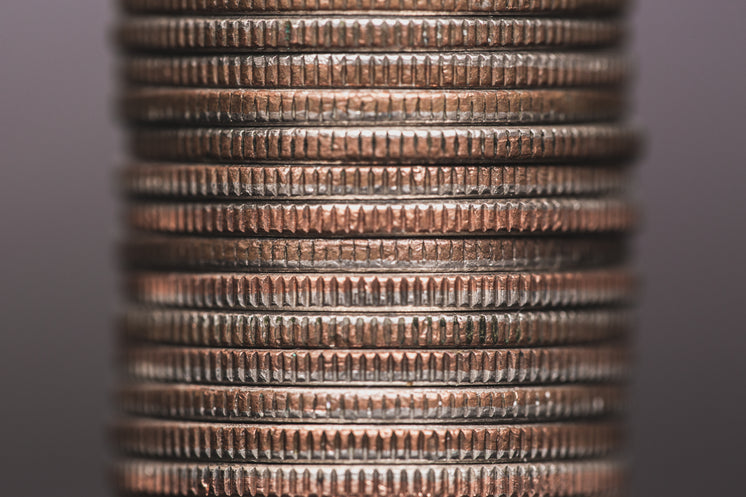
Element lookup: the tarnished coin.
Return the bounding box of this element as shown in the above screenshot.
[131,125,638,163]
[126,269,635,310]
[122,345,628,385]
[122,88,624,126]
[122,163,629,199]
[118,384,625,421]
[116,459,624,497]
[121,0,628,15]
[119,17,623,52]
[123,236,627,272]
[127,198,635,236]
[114,419,622,462]
[121,308,632,348]
[124,51,629,89]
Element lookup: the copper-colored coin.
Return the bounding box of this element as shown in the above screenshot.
[122,345,628,385]
[123,51,628,89]
[131,124,638,163]
[116,459,624,497]
[122,88,624,126]
[118,383,625,421]
[122,308,632,348]
[126,269,634,310]
[123,236,627,272]
[119,17,623,52]
[113,419,622,462]
[127,198,635,236]
[121,0,627,15]
[122,163,629,199]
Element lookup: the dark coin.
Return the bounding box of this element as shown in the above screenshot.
[123,51,629,89]
[121,308,632,348]
[113,419,623,462]
[122,88,625,126]
[126,268,635,310]
[122,345,628,385]
[119,17,623,52]
[118,384,626,421]
[131,124,638,163]
[121,163,629,199]
[123,236,627,272]
[120,0,628,15]
[126,198,636,236]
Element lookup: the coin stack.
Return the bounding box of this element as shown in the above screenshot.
[114,1,637,496]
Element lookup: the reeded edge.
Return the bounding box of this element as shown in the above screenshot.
[117,383,627,422]
[112,418,624,462]
[121,307,633,348]
[120,162,631,200]
[121,344,630,385]
[114,458,626,496]
[120,0,628,15]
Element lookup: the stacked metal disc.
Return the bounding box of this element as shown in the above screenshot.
[114,1,637,496]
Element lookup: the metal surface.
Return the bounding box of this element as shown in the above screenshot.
[114,0,636,494]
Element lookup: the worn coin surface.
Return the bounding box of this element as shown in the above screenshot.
[122,88,625,126]
[123,236,627,271]
[126,268,635,310]
[113,419,623,461]
[121,0,628,14]
[122,345,628,385]
[119,17,623,52]
[123,52,629,89]
[127,198,635,236]
[131,124,638,163]
[122,163,629,199]
[121,308,632,348]
[116,459,625,497]
[118,383,626,421]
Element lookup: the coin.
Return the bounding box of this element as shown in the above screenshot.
[122,345,628,385]
[126,198,636,236]
[121,308,632,348]
[131,124,638,163]
[113,419,622,462]
[123,236,627,272]
[121,163,629,199]
[118,384,625,421]
[120,0,628,15]
[122,88,624,126]
[119,17,623,52]
[126,269,635,310]
[123,51,629,89]
[116,459,624,497]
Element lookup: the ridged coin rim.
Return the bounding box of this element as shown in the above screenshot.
[123,52,629,89]
[118,383,626,421]
[127,197,636,236]
[113,419,623,462]
[120,0,628,15]
[122,88,625,126]
[122,163,629,199]
[126,268,635,310]
[115,458,625,496]
[121,308,633,348]
[123,235,627,272]
[122,344,629,385]
[119,16,623,52]
[130,124,638,163]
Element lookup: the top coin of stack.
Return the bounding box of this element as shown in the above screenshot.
[114,0,637,495]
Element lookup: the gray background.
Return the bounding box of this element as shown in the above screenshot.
[1,0,744,494]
